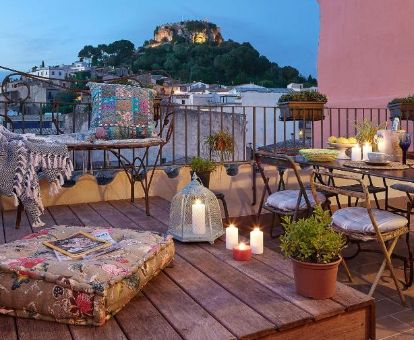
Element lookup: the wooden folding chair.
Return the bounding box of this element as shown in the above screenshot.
[310,169,410,306]
[255,152,328,237]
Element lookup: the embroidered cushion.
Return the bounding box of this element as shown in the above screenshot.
[266,189,326,211]
[0,225,174,326]
[88,82,156,140]
[332,207,408,234]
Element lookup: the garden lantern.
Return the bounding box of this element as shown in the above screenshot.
[168,174,224,243]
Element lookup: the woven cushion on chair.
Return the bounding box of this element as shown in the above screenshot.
[391,182,414,194]
[266,190,326,211]
[332,207,408,234]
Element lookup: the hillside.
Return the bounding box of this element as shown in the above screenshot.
[78,20,316,88]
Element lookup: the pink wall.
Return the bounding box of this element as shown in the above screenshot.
[318,0,414,108]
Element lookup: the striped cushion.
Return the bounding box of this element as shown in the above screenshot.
[266,190,326,211]
[332,207,408,234]
[391,183,414,194]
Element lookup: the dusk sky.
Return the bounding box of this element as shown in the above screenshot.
[0,0,319,77]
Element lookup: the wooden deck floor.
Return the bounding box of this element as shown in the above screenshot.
[0,198,376,340]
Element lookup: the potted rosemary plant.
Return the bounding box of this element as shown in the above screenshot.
[278,90,327,121]
[280,206,346,299]
[388,95,414,120]
[190,157,217,188]
[205,130,238,176]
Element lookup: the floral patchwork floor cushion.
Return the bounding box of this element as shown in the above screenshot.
[0,225,174,326]
[88,82,156,140]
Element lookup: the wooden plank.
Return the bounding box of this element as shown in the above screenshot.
[108,200,167,233]
[89,201,141,230]
[70,202,180,340]
[2,210,33,242]
[240,238,374,312]
[261,308,373,340]
[197,242,346,321]
[70,319,128,340]
[47,205,82,226]
[15,319,72,340]
[47,205,128,340]
[174,243,312,330]
[115,293,182,340]
[165,255,276,338]
[143,272,234,340]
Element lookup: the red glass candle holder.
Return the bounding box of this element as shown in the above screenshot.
[233,243,252,261]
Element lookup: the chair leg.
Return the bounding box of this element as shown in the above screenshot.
[405,232,413,287]
[270,213,279,238]
[340,256,353,283]
[369,237,406,306]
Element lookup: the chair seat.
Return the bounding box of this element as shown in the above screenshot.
[332,207,408,234]
[391,182,414,194]
[266,190,326,211]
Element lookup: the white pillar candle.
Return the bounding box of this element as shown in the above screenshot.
[192,199,205,235]
[250,227,263,254]
[351,144,362,161]
[362,142,372,161]
[226,224,238,250]
[377,137,385,153]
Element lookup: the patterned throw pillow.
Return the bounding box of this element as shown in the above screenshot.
[87,82,156,140]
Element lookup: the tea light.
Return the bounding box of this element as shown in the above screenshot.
[226,224,239,250]
[351,144,362,161]
[250,227,263,254]
[362,142,372,161]
[191,199,205,235]
[233,242,252,261]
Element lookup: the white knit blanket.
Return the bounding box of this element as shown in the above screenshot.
[0,126,73,227]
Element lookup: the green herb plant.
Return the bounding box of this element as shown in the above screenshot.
[278,91,327,103]
[355,119,386,144]
[190,156,217,173]
[280,206,345,264]
[389,95,414,105]
[205,130,234,163]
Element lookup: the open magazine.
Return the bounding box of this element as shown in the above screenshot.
[45,230,118,261]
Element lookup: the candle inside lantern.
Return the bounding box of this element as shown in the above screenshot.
[250,227,263,254]
[362,142,372,161]
[192,199,206,235]
[226,224,238,250]
[351,144,362,161]
[233,242,252,261]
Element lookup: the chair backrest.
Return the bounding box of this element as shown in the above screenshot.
[255,151,313,211]
[309,169,388,236]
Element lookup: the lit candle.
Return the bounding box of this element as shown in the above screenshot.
[192,199,205,235]
[233,242,252,261]
[226,224,238,250]
[362,142,372,161]
[250,227,263,254]
[377,136,385,153]
[351,144,362,161]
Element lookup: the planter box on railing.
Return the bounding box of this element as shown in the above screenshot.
[388,102,414,120]
[278,101,326,121]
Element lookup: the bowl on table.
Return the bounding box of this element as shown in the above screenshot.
[299,149,339,162]
[367,152,387,163]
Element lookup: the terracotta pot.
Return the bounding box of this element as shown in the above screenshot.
[190,170,211,188]
[291,257,341,299]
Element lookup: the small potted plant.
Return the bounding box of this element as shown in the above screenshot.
[278,90,327,121]
[205,130,239,176]
[190,157,217,187]
[280,206,346,299]
[388,95,414,120]
[355,119,386,147]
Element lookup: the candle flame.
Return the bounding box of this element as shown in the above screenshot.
[254,227,260,232]
[239,242,246,250]
[194,199,201,205]
[364,142,371,147]
[229,223,236,228]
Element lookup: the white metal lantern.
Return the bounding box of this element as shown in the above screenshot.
[169,174,224,243]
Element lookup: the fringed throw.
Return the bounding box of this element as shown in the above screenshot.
[0,126,73,227]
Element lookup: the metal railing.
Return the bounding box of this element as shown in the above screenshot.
[2,101,412,171]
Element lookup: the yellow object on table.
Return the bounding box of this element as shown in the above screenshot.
[299,149,339,162]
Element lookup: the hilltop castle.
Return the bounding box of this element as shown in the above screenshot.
[149,20,223,46]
